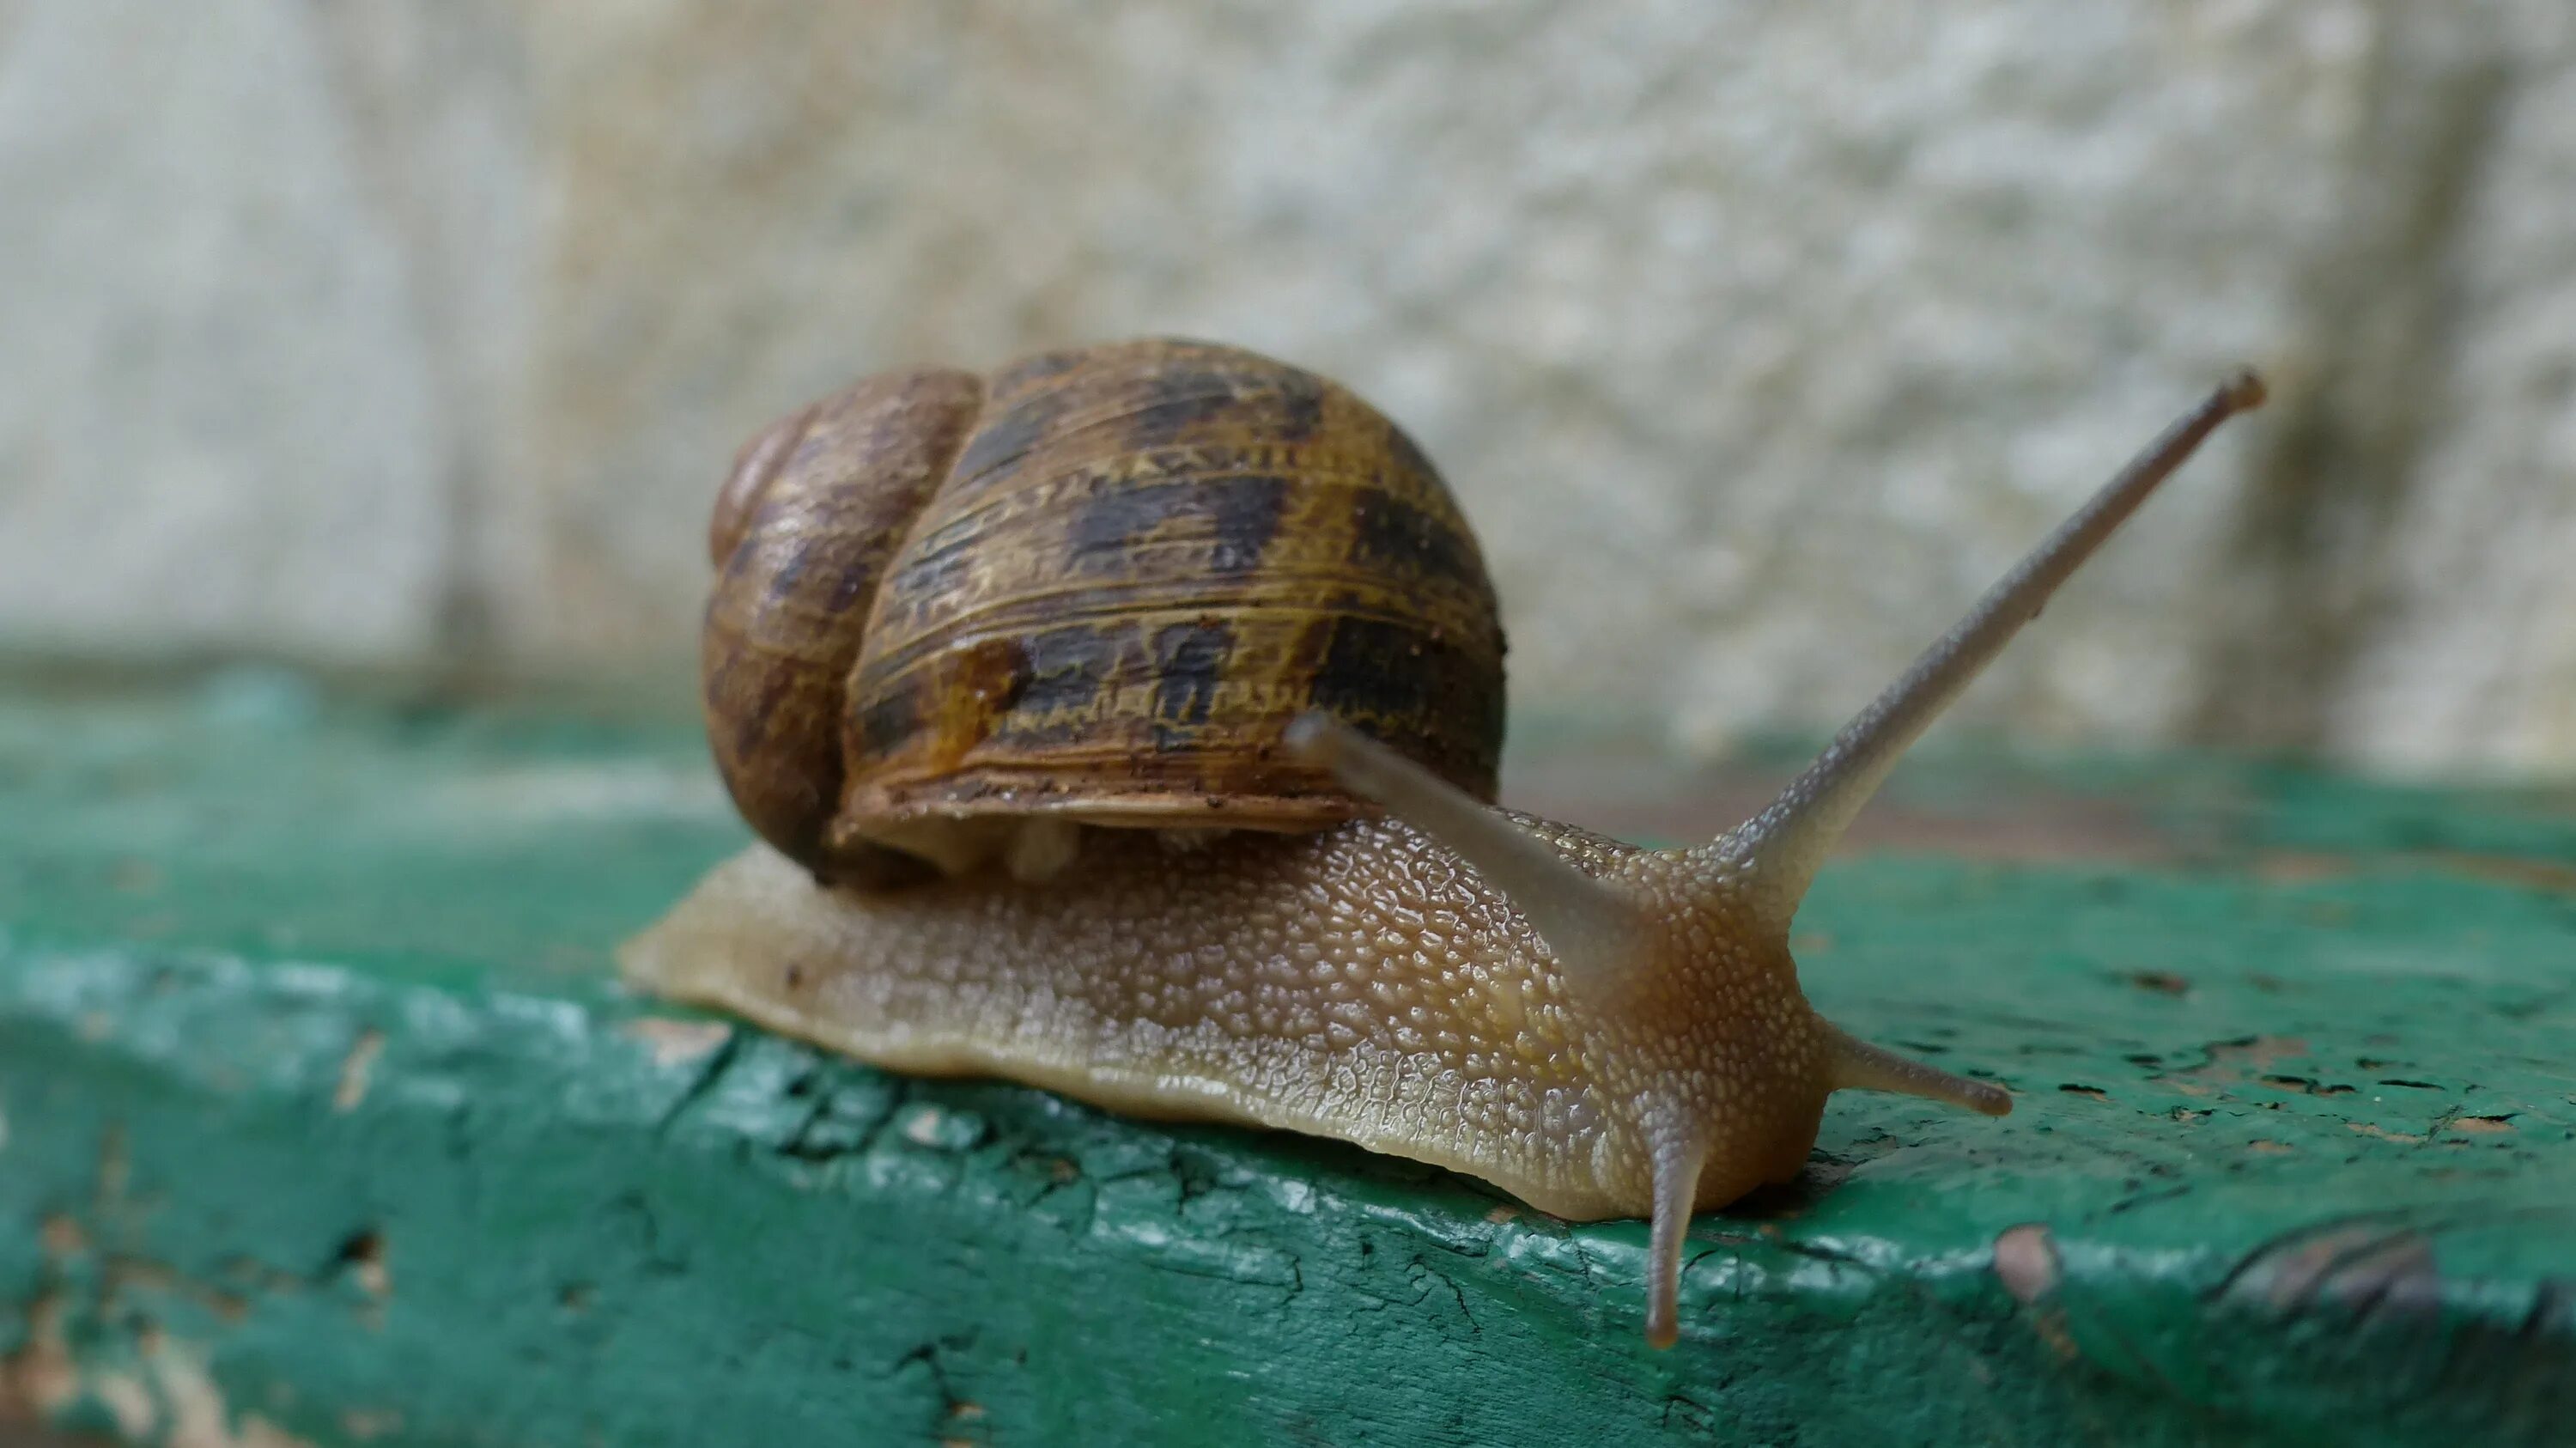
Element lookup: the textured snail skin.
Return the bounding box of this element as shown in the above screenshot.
[624,816,1826,1218]
[632,365,2267,1348]
[628,818,1847,1360]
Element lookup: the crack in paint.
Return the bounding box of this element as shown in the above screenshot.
[649,1028,744,1139]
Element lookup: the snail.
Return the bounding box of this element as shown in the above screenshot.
[622,338,2266,1347]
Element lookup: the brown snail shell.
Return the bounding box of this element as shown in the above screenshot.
[702,338,1507,884]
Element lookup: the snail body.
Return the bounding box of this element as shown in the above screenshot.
[629,813,1838,1217]
[625,340,2266,1347]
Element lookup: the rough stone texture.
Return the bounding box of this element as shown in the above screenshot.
[3,2,2574,769]
[4,676,2574,1446]
[0,0,455,660]
[2322,2,2576,771]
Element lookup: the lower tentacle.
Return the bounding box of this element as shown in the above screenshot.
[1641,1118,1709,1350]
[1825,1024,2013,1116]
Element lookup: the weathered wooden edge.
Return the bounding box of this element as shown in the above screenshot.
[3,938,2567,1448]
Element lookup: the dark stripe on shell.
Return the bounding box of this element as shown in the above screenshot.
[1067,474,1291,578]
[1150,618,1235,730]
[951,390,1070,489]
[1018,624,1121,718]
[1346,489,1477,586]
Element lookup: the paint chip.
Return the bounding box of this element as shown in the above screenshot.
[899,1105,988,1153]
[39,1215,86,1257]
[92,1370,157,1439]
[1,1293,75,1415]
[2226,1224,2435,1314]
[1992,1223,2060,1304]
[337,1230,392,1302]
[623,1016,734,1069]
[148,1335,323,1448]
[2453,1115,2516,1134]
[334,1030,385,1112]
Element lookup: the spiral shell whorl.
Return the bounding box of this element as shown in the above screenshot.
[701,368,984,883]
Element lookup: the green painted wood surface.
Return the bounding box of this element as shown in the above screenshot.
[2,669,2572,1447]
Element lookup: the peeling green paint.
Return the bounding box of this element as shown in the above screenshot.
[2,673,2572,1446]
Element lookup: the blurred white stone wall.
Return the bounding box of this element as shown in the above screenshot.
[3,0,2573,773]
